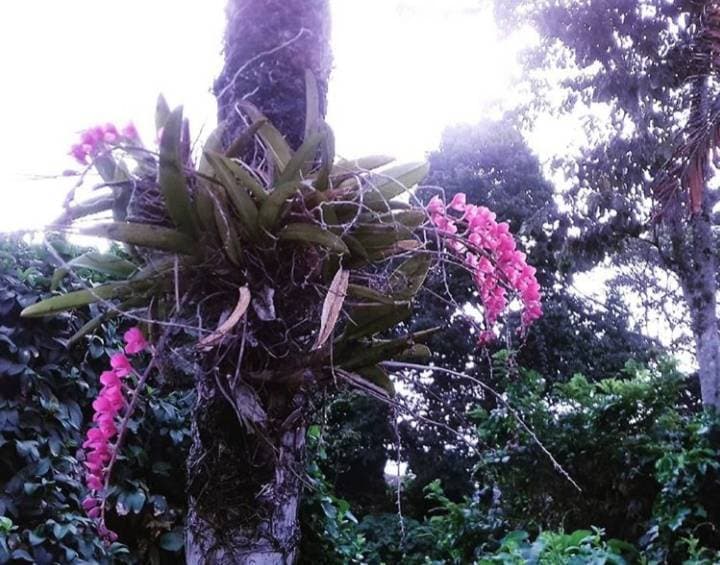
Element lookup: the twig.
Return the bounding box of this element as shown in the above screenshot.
[381,361,583,492]
[392,406,406,542]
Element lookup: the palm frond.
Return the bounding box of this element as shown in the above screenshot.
[653,2,720,217]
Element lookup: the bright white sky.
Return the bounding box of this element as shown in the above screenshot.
[0,0,547,232]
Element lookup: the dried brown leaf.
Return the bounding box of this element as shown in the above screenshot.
[198,286,251,350]
[312,268,349,350]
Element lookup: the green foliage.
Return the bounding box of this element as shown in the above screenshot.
[31,96,438,402]
[99,382,192,563]
[0,236,192,563]
[474,358,681,536]
[0,237,119,563]
[316,394,394,514]
[481,528,634,565]
[642,412,720,563]
[6,235,719,563]
[301,472,635,564]
[395,116,659,521]
[471,356,719,562]
[302,352,719,564]
[300,423,369,564]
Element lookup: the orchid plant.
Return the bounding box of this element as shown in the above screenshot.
[22,72,542,540]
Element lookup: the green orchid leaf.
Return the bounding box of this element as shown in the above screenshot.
[198,123,226,176]
[396,343,432,361]
[343,303,411,340]
[304,69,321,142]
[259,181,303,231]
[349,223,415,251]
[213,197,243,266]
[358,209,427,229]
[363,161,429,207]
[205,151,260,240]
[56,195,115,224]
[341,235,370,262]
[388,254,432,298]
[217,154,268,203]
[346,284,398,305]
[67,297,148,347]
[278,130,324,184]
[51,252,137,289]
[225,119,267,159]
[357,366,395,396]
[21,283,132,318]
[159,106,198,236]
[131,257,178,282]
[365,240,421,261]
[194,181,220,237]
[79,222,196,254]
[155,94,171,131]
[338,328,437,370]
[239,101,293,171]
[332,155,395,176]
[66,251,137,278]
[313,123,335,191]
[279,223,349,254]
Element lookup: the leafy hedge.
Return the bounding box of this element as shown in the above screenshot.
[0,237,192,564]
[0,237,115,562]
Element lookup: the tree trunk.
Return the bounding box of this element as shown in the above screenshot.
[186,370,308,564]
[214,0,332,151]
[678,203,720,409]
[186,1,331,562]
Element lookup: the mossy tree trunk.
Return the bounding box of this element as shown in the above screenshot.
[186,1,331,562]
[214,0,332,152]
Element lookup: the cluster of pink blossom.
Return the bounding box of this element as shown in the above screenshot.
[427,193,542,345]
[69,122,139,165]
[82,327,147,541]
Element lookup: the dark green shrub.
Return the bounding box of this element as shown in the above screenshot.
[0,237,193,563]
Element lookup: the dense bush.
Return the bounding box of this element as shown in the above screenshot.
[0,237,115,563]
[0,237,192,563]
[300,355,720,563]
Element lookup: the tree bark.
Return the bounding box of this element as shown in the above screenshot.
[186,370,308,564]
[214,0,332,150]
[667,76,720,410]
[186,1,332,562]
[677,203,720,409]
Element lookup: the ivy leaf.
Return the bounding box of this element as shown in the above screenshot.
[159,530,184,552]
